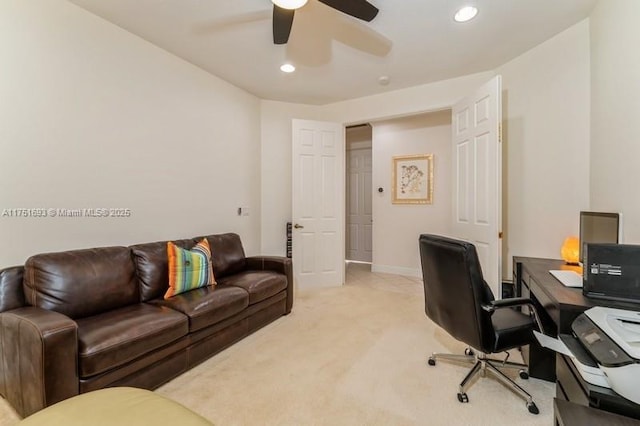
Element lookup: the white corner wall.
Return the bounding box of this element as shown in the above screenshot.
[590,0,640,244]
[497,19,591,277]
[371,111,452,277]
[0,0,261,266]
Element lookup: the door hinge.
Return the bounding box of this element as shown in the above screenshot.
[499,231,503,239]
[498,122,503,144]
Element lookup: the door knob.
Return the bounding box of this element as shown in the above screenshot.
[294,223,304,229]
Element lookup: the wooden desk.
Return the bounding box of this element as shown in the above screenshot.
[513,257,596,333]
[513,257,640,420]
[513,257,594,381]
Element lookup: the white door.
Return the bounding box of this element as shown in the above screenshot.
[452,76,502,297]
[346,147,373,262]
[292,119,345,288]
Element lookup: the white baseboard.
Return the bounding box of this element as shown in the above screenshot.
[371,264,421,278]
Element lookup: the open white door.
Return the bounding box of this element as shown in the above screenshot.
[452,76,502,297]
[292,119,345,288]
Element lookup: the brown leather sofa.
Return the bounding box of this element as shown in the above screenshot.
[0,233,293,418]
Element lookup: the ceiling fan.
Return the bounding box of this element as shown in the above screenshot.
[271,0,379,44]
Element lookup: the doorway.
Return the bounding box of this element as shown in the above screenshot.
[346,124,373,263]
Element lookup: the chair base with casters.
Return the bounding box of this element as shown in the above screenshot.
[418,234,546,416]
[427,347,539,415]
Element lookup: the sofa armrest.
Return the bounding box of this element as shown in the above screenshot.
[0,266,25,313]
[0,307,78,417]
[246,256,293,314]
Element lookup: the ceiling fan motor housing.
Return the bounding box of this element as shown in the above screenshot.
[272,0,379,44]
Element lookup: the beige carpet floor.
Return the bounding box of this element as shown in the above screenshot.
[0,263,554,425]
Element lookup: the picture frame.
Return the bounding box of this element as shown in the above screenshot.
[391,154,434,204]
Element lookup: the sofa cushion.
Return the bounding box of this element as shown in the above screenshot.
[165,239,215,299]
[130,239,195,302]
[196,233,246,279]
[151,285,248,332]
[76,303,188,378]
[24,247,138,319]
[218,271,287,305]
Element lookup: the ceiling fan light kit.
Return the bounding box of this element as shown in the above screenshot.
[272,0,308,10]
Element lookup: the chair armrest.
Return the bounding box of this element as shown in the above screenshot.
[482,297,545,334]
[0,307,79,417]
[246,256,293,314]
[490,297,535,310]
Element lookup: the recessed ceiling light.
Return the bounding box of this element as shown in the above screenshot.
[272,0,308,10]
[280,63,296,73]
[454,6,478,23]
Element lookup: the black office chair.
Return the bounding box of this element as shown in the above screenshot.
[419,234,543,414]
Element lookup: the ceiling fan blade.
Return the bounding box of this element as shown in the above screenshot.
[317,0,379,22]
[273,5,295,44]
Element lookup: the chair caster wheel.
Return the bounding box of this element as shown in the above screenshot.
[519,370,529,380]
[457,392,469,403]
[527,401,539,415]
[428,357,436,366]
[464,348,474,356]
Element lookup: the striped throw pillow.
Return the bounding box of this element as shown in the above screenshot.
[164,238,216,299]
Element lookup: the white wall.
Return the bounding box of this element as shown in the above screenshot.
[0,0,261,266]
[318,72,495,125]
[497,19,591,278]
[259,72,494,257]
[259,101,321,256]
[371,111,452,277]
[590,0,640,244]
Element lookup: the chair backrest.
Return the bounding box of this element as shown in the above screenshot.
[419,234,496,352]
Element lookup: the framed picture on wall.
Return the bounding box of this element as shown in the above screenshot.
[391,154,434,204]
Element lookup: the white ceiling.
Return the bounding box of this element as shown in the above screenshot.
[69,0,597,105]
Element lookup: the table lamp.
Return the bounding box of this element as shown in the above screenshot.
[561,236,580,265]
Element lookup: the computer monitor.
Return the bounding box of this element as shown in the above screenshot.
[579,211,622,264]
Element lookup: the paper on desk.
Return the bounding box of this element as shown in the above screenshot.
[533,331,575,358]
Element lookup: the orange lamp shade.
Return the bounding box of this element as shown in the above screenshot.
[561,236,580,264]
